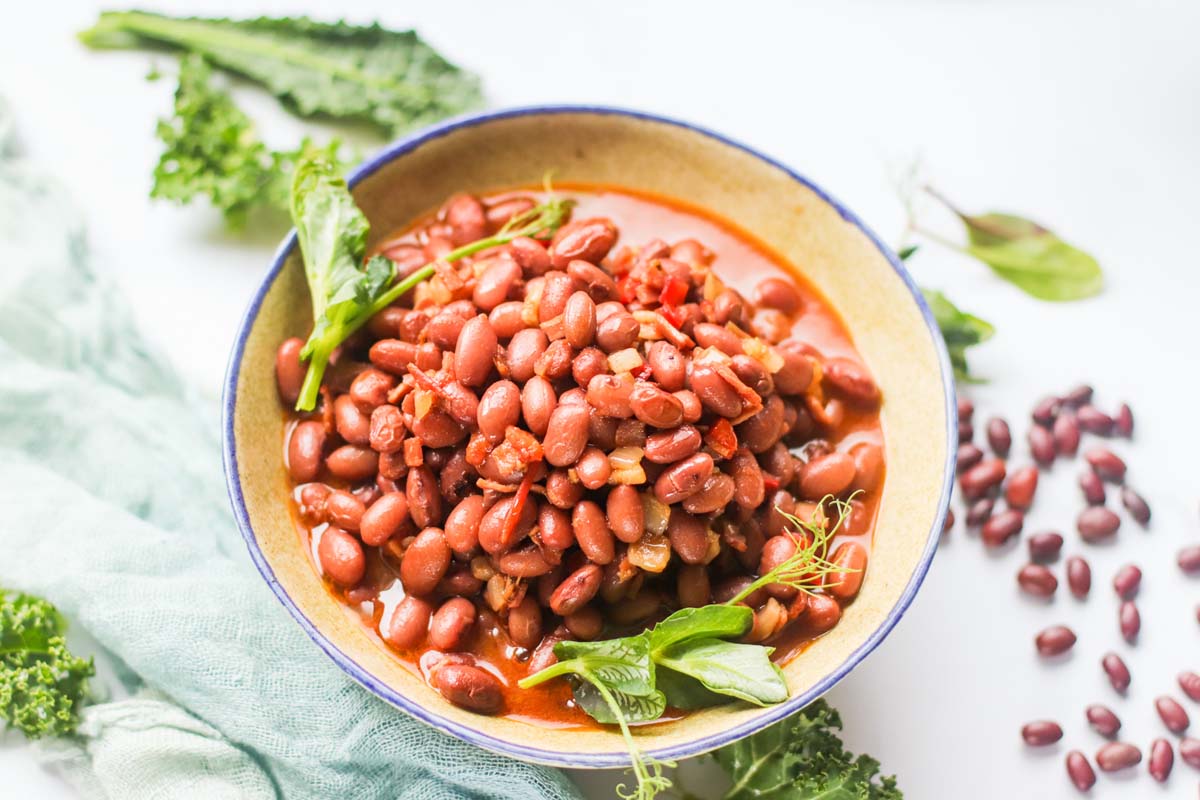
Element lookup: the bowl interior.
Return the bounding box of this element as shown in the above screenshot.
[225,108,953,767]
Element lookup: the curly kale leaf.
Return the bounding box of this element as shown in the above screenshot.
[1,590,95,739]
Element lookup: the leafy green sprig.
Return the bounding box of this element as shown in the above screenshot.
[1,590,95,739]
[289,156,573,411]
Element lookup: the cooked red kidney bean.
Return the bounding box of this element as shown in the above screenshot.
[369,405,405,454]
[1028,532,1063,562]
[1180,738,1200,768]
[274,337,306,405]
[536,503,574,551]
[1112,564,1141,599]
[1102,652,1131,692]
[510,236,551,274]
[406,466,442,529]
[350,368,398,411]
[689,365,744,418]
[506,328,549,383]
[1079,471,1106,505]
[442,194,486,245]
[401,528,452,596]
[1148,738,1173,782]
[429,597,476,650]
[693,322,742,356]
[543,469,582,509]
[1061,384,1093,406]
[982,509,1024,547]
[317,528,365,586]
[1021,720,1062,746]
[360,492,410,547]
[848,442,884,493]
[668,510,712,565]
[822,359,879,407]
[430,662,503,714]
[288,421,326,482]
[298,483,331,524]
[959,458,1006,500]
[1017,564,1057,598]
[772,348,814,396]
[566,260,618,301]
[452,316,497,388]
[1156,696,1190,733]
[1180,546,1200,573]
[1114,403,1133,437]
[477,380,521,443]
[369,339,418,375]
[496,545,554,578]
[644,425,702,464]
[1085,448,1126,482]
[630,382,684,429]
[1095,742,1141,772]
[571,347,608,388]
[489,301,526,339]
[538,271,577,323]
[325,445,378,482]
[1035,625,1076,656]
[594,311,639,353]
[1118,601,1140,642]
[1065,751,1096,791]
[507,596,543,649]
[1120,487,1150,525]
[1179,671,1200,702]
[564,606,604,641]
[730,448,766,509]
[574,447,611,490]
[1077,507,1120,542]
[410,407,465,448]
[605,485,644,544]
[1031,396,1060,425]
[1053,412,1080,456]
[443,495,485,556]
[1086,704,1121,737]
[956,443,983,474]
[326,490,365,532]
[957,395,974,421]
[562,291,597,348]
[799,452,856,500]
[958,419,973,442]
[384,595,434,650]
[549,218,616,268]
[1028,426,1056,466]
[1077,405,1113,435]
[655,453,715,504]
[965,497,995,528]
[543,403,590,466]
[572,501,615,565]
[472,256,521,312]
[826,542,867,601]
[804,593,842,633]
[549,563,603,616]
[1004,466,1038,510]
[519,376,557,437]
[985,417,1011,456]
[645,341,686,391]
[478,494,535,554]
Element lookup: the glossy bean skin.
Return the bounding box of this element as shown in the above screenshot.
[1065,751,1096,791]
[959,458,1006,501]
[1017,564,1057,598]
[798,452,856,499]
[406,466,442,529]
[507,596,543,649]
[986,417,1011,457]
[383,595,434,650]
[1102,652,1131,692]
[325,445,379,482]
[682,473,737,515]
[956,443,983,474]
[1028,532,1063,562]
[549,564,603,616]
[822,358,879,406]
[288,421,326,482]
[473,256,521,312]
[430,663,503,714]
[1180,738,1200,768]
[1028,425,1056,466]
[1066,556,1091,598]
[1148,738,1173,782]
[644,426,702,464]
[326,490,365,532]
[1085,448,1126,482]
[667,510,712,565]
[275,338,306,405]
[1086,705,1121,737]
[606,485,645,544]
[655,453,715,504]
[1179,671,1200,702]
[1120,487,1150,526]
[1095,742,1141,772]
[1112,564,1141,599]
[478,495,536,555]
[400,528,452,596]
[318,528,365,587]
[646,341,686,391]
[1078,507,1120,542]
[629,383,684,429]
[563,291,597,348]
[1035,625,1076,656]
[730,449,766,509]
[1005,466,1038,510]
[826,542,867,601]
[519,376,557,436]
[506,329,548,383]
[754,277,802,314]
[1155,696,1189,733]
[549,218,617,268]
[543,404,591,466]
[1053,412,1080,456]
[1021,721,1063,746]
[537,503,575,551]
[804,594,842,634]
[982,509,1024,547]
[572,502,615,565]
[429,597,477,651]
[477,380,521,442]
[1079,471,1106,505]
[444,495,485,556]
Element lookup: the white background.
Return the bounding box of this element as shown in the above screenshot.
[3,1,1199,797]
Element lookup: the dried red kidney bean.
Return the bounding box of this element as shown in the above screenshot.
[959,458,1006,500]
[1112,564,1141,599]
[986,417,1011,456]
[1004,466,1038,510]
[1085,447,1126,482]
[965,497,995,527]
[1086,704,1121,737]
[1027,531,1063,561]
[1065,751,1096,791]
[1113,403,1133,437]
[1119,487,1150,526]
[1028,426,1056,466]
[1077,507,1120,542]
[1179,671,1200,702]
[1031,396,1060,425]
[1180,738,1200,768]
[1095,742,1141,772]
[1177,546,1200,573]
[957,395,974,422]
[1076,405,1113,435]
[1102,652,1131,692]
[1156,696,1190,733]
[1052,412,1080,456]
[1017,564,1057,598]
[1020,720,1062,746]
[1035,625,1076,656]
[1118,601,1140,642]
[942,508,955,532]
[956,442,984,474]
[1078,471,1105,505]
[1066,556,1091,598]
[982,509,1024,547]
[958,419,974,442]
[1149,738,1174,782]
[1062,384,1093,406]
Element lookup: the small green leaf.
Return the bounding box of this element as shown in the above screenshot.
[896,244,919,262]
[961,212,1047,247]
[922,288,994,383]
[571,681,667,725]
[555,635,659,701]
[656,638,788,707]
[647,605,752,655]
[656,667,734,710]
[965,235,1103,301]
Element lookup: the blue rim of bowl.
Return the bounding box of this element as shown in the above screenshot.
[222,104,958,768]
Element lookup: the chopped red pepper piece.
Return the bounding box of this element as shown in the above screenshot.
[658,275,689,308]
[617,274,640,305]
[659,304,687,330]
[762,474,781,493]
[500,470,536,548]
[633,364,653,380]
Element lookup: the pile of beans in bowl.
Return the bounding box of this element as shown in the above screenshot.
[275,188,886,720]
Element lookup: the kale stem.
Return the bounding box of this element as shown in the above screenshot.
[294,345,331,412]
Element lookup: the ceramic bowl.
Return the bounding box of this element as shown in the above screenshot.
[223,105,956,768]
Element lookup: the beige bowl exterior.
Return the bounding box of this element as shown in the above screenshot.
[224,107,955,767]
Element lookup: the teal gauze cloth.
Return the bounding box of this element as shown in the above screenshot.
[0,100,582,800]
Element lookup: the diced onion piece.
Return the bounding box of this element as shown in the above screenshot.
[702,271,725,301]
[692,345,732,367]
[642,494,670,537]
[701,530,721,565]
[742,336,785,373]
[427,275,453,305]
[628,534,671,574]
[607,348,644,374]
[521,280,543,326]
[609,465,646,485]
[414,388,435,419]
[471,556,496,581]
[540,314,566,341]
[608,446,645,470]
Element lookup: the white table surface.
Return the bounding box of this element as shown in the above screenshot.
[3,1,1199,797]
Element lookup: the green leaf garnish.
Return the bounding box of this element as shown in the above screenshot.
[714,699,903,799]
[79,12,484,136]
[152,54,345,227]
[646,605,752,654]
[1,590,95,740]
[921,288,994,383]
[655,638,787,707]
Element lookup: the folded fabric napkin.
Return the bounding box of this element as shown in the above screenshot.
[0,99,581,800]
